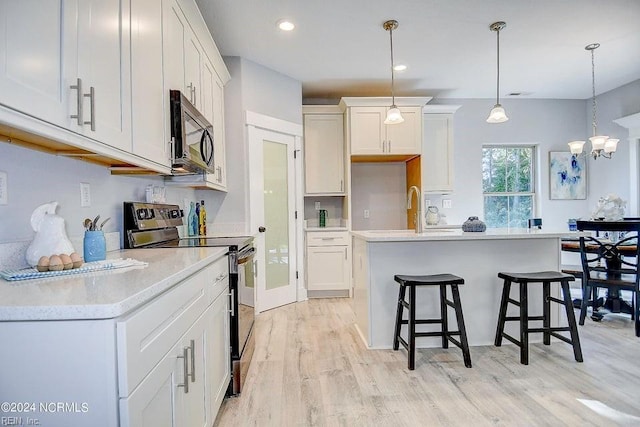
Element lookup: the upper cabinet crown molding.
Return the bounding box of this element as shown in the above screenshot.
[178,0,230,84]
[339,97,433,110]
[303,105,343,115]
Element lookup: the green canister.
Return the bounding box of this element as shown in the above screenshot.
[319,209,327,227]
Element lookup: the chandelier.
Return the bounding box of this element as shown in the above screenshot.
[568,43,618,159]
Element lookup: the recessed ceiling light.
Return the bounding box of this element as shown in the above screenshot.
[393,64,407,71]
[277,20,295,31]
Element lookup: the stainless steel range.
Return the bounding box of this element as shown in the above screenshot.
[123,202,255,396]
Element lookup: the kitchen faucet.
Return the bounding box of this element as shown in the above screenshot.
[407,185,423,233]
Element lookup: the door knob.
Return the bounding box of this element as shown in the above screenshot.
[258,226,266,233]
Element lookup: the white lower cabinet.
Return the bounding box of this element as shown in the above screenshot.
[0,255,230,427]
[306,231,351,294]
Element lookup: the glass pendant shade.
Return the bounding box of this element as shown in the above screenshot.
[568,140,586,155]
[486,104,509,123]
[384,106,404,124]
[589,135,608,151]
[604,138,619,153]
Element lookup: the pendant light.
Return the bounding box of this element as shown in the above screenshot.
[383,20,404,125]
[567,43,618,159]
[486,21,509,123]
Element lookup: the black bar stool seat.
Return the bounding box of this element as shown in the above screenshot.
[393,273,472,370]
[494,271,583,365]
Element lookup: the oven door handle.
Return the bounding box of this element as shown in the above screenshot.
[228,289,235,317]
[237,247,256,264]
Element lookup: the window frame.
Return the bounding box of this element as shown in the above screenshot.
[482,144,537,228]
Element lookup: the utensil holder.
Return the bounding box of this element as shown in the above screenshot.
[84,230,106,262]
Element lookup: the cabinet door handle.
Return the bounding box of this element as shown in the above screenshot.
[192,86,197,106]
[177,346,190,393]
[388,140,391,152]
[189,339,196,383]
[345,248,347,260]
[70,78,83,125]
[84,86,96,131]
[340,180,343,192]
[187,83,194,103]
[382,140,386,153]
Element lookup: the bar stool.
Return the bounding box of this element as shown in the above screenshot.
[393,274,472,370]
[494,271,583,365]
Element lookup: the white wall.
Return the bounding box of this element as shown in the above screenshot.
[0,142,196,244]
[428,98,590,229]
[210,56,302,234]
[351,162,407,230]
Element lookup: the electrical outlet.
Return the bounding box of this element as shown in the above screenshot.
[425,199,431,207]
[364,209,370,219]
[315,201,321,210]
[80,182,91,207]
[0,171,7,205]
[442,199,452,209]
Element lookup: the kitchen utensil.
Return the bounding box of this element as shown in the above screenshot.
[91,215,100,231]
[99,217,110,230]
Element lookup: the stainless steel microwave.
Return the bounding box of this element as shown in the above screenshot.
[169,89,215,174]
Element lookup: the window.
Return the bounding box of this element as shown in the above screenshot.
[482,145,535,228]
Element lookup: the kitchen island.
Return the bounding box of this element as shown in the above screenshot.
[352,228,582,349]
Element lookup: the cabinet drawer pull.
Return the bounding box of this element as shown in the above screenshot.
[177,346,190,393]
[84,86,96,131]
[189,339,196,383]
[70,78,83,125]
[321,237,336,240]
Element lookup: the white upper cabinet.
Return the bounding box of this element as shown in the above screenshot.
[162,0,229,191]
[421,106,461,194]
[349,106,422,155]
[303,107,345,194]
[75,0,131,150]
[340,98,431,156]
[0,0,131,151]
[184,32,203,109]
[130,0,168,166]
[0,0,75,127]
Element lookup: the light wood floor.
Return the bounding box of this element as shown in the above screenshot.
[215,298,640,427]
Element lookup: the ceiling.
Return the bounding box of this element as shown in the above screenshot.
[195,0,640,100]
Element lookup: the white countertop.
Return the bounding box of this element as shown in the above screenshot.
[352,228,584,242]
[0,247,227,321]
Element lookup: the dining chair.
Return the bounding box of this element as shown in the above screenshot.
[576,220,640,337]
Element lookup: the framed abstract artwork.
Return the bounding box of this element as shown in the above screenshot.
[549,152,586,200]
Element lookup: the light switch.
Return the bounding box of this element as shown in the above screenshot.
[315,202,321,210]
[0,171,7,205]
[442,199,452,209]
[80,182,91,207]
[364,209,370,219]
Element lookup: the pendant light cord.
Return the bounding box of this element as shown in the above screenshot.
[389,26,396,105]
[590,47,598,136]
[496,28,500,105]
